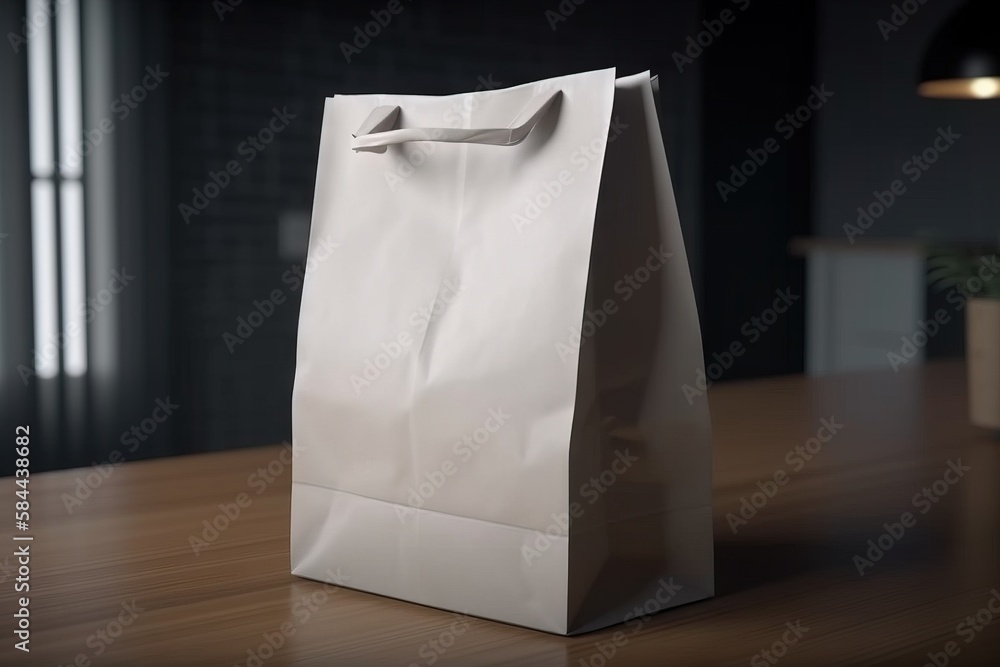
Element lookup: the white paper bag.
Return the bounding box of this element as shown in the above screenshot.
[291,68,713,635]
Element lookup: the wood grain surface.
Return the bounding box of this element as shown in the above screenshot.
[1,362,998,666]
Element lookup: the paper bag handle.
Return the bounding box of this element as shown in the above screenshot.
[351,90,562,153]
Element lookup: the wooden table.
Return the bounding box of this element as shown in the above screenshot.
[2,362,998,666]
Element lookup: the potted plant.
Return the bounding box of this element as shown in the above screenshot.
[928,247,1000,429]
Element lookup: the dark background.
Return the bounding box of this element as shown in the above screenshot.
[0,0,994,474]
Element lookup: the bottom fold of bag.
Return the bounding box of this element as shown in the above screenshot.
[290,481,713,635]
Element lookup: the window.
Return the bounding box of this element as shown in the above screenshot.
[26,0,87,378]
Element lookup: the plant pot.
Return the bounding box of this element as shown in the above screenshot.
[966,297,1000,429]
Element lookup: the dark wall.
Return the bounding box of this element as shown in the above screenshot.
[0,0,34,471]
[815,0,999,242]
[699,0,814,379]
